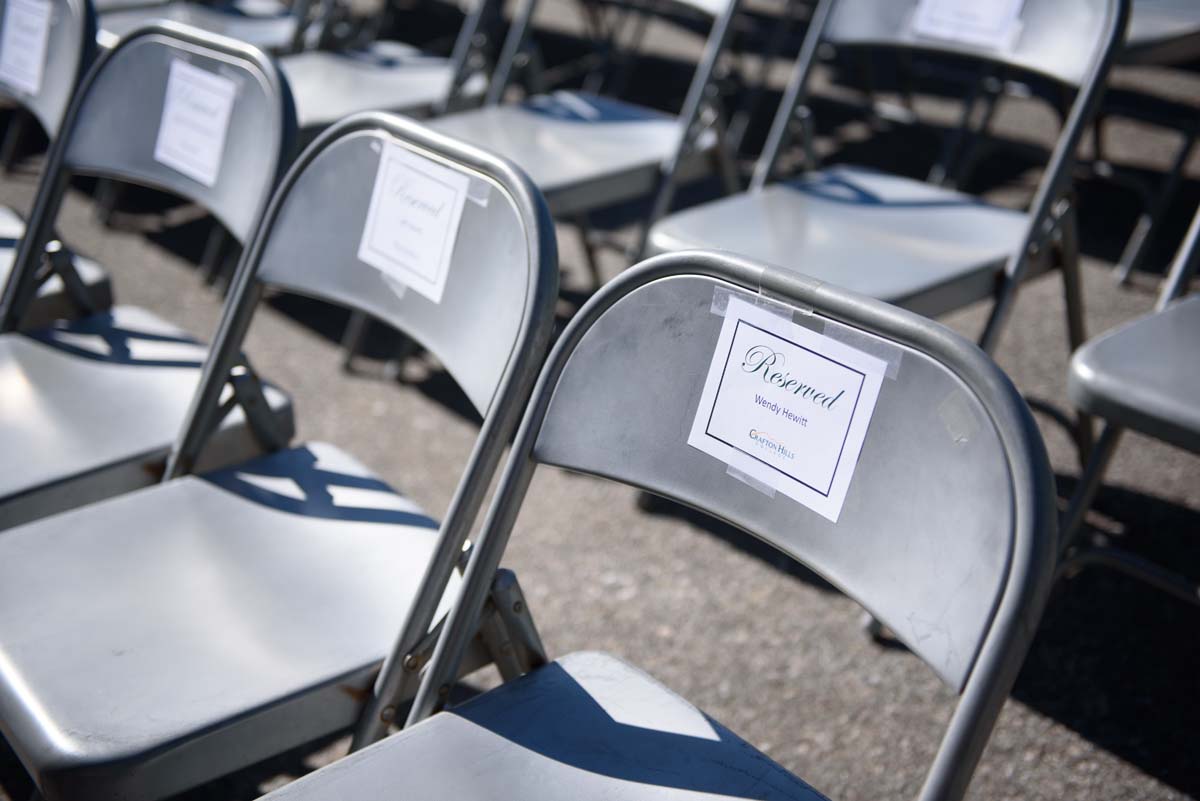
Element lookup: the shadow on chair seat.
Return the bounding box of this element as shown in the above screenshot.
[646,165,1031,319]
[263,651,829,801]
[0,442,460,801]
[0,305,292,529]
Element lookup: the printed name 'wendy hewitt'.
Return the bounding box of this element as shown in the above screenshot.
[741,344,846,410]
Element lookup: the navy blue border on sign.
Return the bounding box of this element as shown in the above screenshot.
[704,319,866,497]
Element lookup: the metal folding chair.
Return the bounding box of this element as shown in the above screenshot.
[0,0,113,327]
[647,0,1129,360]
[278,0,494,133]
[259,248,1059,801]
[0,111,559,801]
[1058,204,1200,603]
[0,22,296,528]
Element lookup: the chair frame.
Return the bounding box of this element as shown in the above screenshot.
[399,249,1057,801]
[166,110,560,751]
[750,0,1131,358]
[1058,204,1200,604]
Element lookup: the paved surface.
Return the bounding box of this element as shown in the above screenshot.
[0,3,1198,800]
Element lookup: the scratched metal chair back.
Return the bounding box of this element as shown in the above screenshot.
[0,0,95,137]
[415,250,1057,801]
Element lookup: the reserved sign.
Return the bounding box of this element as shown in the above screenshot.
[357,139,468,304]
[153,59,237,187]
[911,0,1025,52]
[0,0,52,96]
[688,296,885,522]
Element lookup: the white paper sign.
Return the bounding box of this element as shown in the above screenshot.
[688,297,886,523]
[153,59,237,187]
[912,0,1024,52]
[357,140,469,304]
[0,0,52,96]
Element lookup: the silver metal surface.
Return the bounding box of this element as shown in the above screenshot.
[1123,0,1200,65]
[280,41,485,130]
[824,0,1120,86]
[428,0,738,223]
[98,1,300,53]
[648,165,1031,318]
[0,304,292,528]
[409,250,1057,801]
[0,442,456,800]
[256,651,828,801]
[0,0,95,136]
[665,0,1129,357]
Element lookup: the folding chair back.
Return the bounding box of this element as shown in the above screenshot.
[0,22,296,330]
[824,0,1121,86]
[0,0,95,137]
[415,250,1057,801]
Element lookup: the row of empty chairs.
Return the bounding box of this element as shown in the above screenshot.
[0,0,1194,800]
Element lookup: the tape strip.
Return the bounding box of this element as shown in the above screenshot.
[727,464,776,498]
[710,286,793,320]
[938,391,980,445]
[820,321,904,380]
[467,175,491,208]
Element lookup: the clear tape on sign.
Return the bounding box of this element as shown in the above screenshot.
[821,320,904,381]
[710,285,796,321]
[726,464,777,499]
[466,175,491,208]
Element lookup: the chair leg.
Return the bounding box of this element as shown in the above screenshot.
[1113,130,1196,286]
[574,213,605,289]
[201,222,230,286]
[1058,423,1123,558]
[1057,204,1094,462]
[1059,544,1200,607]
[0,110,28,174]
[340,310,371,372]
[93,178,124,227]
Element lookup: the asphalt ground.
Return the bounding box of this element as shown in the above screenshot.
[0,3,1198,799]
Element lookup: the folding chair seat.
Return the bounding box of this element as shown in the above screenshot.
[282,40,488,131]
[0,305,289,528]
[0,111,559,801]
[647,165,1029,317]
[97,0,304,53]
[433,91,717,218]
[0,0,115,327]
[0,24,298,527]
[1059,205,1200,603]
[258,650,826,801]
[0,442,460,800]
[266,250,1058,801]
[648,0,1130,356]
[1069,295,1200,454]
[426,0,739,236]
